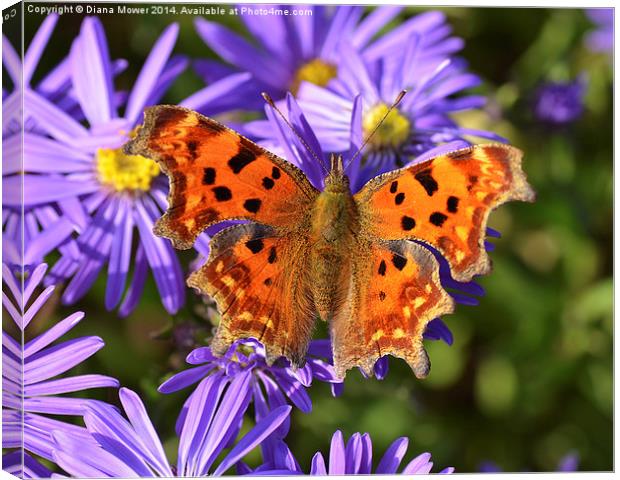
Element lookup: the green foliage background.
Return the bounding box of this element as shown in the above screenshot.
[19,4,613,473]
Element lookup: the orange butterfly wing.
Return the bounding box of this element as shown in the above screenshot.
[329,144,535,378]
[124,105,318,249]
[354,144,535,282]
[125,106,319,365]
[332,240,454,379]
[189,224,315,365]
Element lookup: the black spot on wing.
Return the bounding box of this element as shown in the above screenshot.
[243,198,262,213]
[379,291,386,301]
[245,239,264,254]
[264,277,273,286]
[212,186,232,201]
[414,169,438,196]
[271,167,281,179]
[395,192,405,205]
[267,247,277,264]
[202,167,216,185]
[390,181,398,193]
[401,216,416,231]
[447,196,459,213]
[378,260,387,276]
[228,149,257,174]
[430,212,448,227]
[262,177,275,190]
[391,254,407,271]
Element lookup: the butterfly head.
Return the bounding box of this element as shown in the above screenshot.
[324,153,350,192]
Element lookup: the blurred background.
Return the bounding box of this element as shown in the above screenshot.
[19,5,613,473]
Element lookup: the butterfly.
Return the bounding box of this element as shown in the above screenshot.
[124,104,535,380]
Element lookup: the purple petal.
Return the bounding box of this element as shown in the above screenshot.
[133,199,183,314]
[24,14,58,85]
[2,34,21,85]
[271,370,312,413]
[70,17,115,125]
[352,6,402,48]
[52,430,140,477]
[376,437,409,473]
[23,311,84,357]
[24,89,89,141]
[310,452,327,475]
[25,374,118,396]
[158,365,214,394]
[328,430,346,475]
[118,243,148,316]
[191,372,253,475]
[119,388,173,476]
[105,202,133,310]
[177,373,226,476]
[213,405,292,476]
[25,336,104,383]
[402,452,433,474]
[126,23,179,124]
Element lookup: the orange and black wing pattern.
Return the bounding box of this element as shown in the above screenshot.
[124,105,318,249]
[331,240,454,379]
[355,144,535,282]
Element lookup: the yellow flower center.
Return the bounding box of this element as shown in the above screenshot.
[292,58,337,93]
[362,103,411,151]
[96,146,160,192]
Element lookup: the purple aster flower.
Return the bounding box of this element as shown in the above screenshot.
[51,385,291,477]
[2,263,119,463]
[186,7,462,112]
[19,17,191,316]
[254,430,453,474]
[290,41,504,189]
[532,77,586,126]
[159,338,342,463]
[2,452,53,479]
[585,9,613,54]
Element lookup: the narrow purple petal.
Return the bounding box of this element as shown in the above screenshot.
[2,34,21,85]
[119,388,173,476]
[25,336,104,383]
[70,17,115,125]
[402,452,433,474]
[328,430,346,475]
[25,374,118,396]
[105,202,133,310]
[126,23,179,123]
[23,311,84,357]
[213,405,292,476]
[24,89,89,141]
[158,365,214,394]
[376,437,409,473]
[24,14,58,85]
[310,452,327,475]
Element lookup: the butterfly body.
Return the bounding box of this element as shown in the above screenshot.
[309,163,360,322]
[124,105,535,380]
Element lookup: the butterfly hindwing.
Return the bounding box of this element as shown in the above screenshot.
[124,105,319,249]
[189,224,316,366]
[355,144,535,282]
[331,239,454,379]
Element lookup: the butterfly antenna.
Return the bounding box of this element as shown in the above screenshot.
[343,90,407,172]
[261,92,329,175]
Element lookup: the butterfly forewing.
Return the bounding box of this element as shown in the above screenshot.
[355,144,535,282]
[124,105,318,249]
